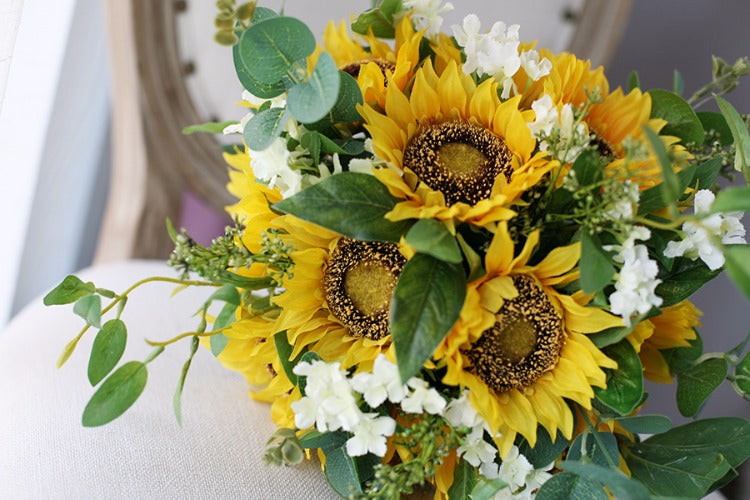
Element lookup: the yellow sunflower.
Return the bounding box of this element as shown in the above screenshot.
[627,301,701,383]
[360,59,555,231]
[437,222,621,457]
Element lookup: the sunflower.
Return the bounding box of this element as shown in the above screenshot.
[627,300,701,383]
[436,222,621,457]
[360,59,555,231]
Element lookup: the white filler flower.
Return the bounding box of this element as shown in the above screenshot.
[345,413,396,457]
[401,378,446,414]
[350,354,407,407]
[664,189,746,270]
[290,360,361,432]
[403,0,454,36]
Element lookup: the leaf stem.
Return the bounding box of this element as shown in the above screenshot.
[145,327,230,347]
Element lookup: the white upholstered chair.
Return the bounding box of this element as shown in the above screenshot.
[0,1,635,497]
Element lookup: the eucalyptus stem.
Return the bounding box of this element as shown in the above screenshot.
[145,327,231,347]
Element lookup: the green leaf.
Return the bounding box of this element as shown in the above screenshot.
[469,476,508,500]
[82,361,148,427]
[232,41,286,98]
[567,431,619,468]
[323,445,364,497]
[301,130,349,165]
[182,120,238,135]
[391,254,465,381]
[174,335,200,426]
[589,309,659,348]
[351,0,403,38]
[88,319,127,386]
[579,229,615,294]
[615,415,672,435]
[715,95,750,174]
[73,295,102,328]
[243,106,289,151]
[655,257,720,307]
[43,275,96,305]
[328,71,364,123]
[237,16,315,84]
[299,430,349,450]
[662,330,703,375]
[697,111,733,146]
[571,149,603,187]
[272,172,413,242]
[736,351,750,394]
[405,219,462,264]
[648,89,705,146]
[643,126,681,216]
[274,330,304,385]
[287,52,340,123]
[456,233,485,282]
[213,269,276,289]
[711,186,750,213]
[690,156,723,191]
[558,461,650,500]
[296,351,321,396]
[518,427,569,469]
[676,357,728,417]
[673,70,684,95]
[627,70,640,92]
[95,288,116,299]
[448,459,477,500]
[210,332,230,357]
[637,161,699,215]
[594,341,644,415]
[725,245,750,301]
[57,335,81,368]
[535,472,607,500]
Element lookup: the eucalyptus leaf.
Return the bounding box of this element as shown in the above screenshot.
[518,427,569,469]
[676,357,728,417]
[288,52,340,123]
[243,106,289,151]
[73,295,102,328]
[723,245,750,301]
[237,16,315,84]
[405,219,462,264]
[174,335,200,426]
[210,332,231,357]
[88,319,127,386]
[391,253,466,382]
[579,229,615,294]
[535,472,607,500]
[82,361,148,427]
[716,95,750,174]
[272,172,413,242]
[323,445,364,497]
[615,415,672,435]
[43,275,96,305]
[558,461,651,500]
[213,301,238,331]
[351,0,403,38]
[567,431,619,468]
[299,430,349,450]
[448,459,477,500]
[232,40,286,98]
[327,71,364,123]
[648,89,705,146]
[469,476,508,500]
[594,341,644,415]
[735,352,750,394]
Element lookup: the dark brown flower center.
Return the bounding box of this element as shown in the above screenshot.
[402,121,513,205]
[467,275,564,392]
[323,238,405,339]
[340,59,396,79]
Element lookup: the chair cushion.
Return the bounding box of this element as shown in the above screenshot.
[0,260,333,499]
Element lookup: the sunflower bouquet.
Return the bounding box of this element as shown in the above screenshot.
[45,0,750,498]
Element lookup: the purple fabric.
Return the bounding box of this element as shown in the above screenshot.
[179,190,229,246]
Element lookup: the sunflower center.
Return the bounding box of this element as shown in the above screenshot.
[323,238,405,340]
[403,121,512,206]
[341,59,395,79]
[437,143,488,176]
[467,275,565,393]
[344,261,397,317]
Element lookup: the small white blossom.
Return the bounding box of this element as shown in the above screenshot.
[241,89,287,109]
[457,426,497,468]
[607,227,663,325]
[443,390,484,429]
[290,360,361,432]
[664,189,746,270]
[247,137,302,198]
[527,95,589,163]
[401,378,446,414]
[345,413,396,457]
[519,50,552,81]
[403,0,454,36]
[350,355,408,407]
[498,446,534,492]
[603,180,639,223]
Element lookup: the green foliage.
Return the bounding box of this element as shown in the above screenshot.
[567,431,619,467]
[662,329,703,375]
[697,111,733,146]
[327,71,364,123]
[637,160,699,215]
[43,275,96,305]
[233,41,286,98]
[88,319,127,386]
[655,257,720,307]
[676,357,728,417]
[518,427,569,469]
[448,459,477,500]
[243,106,289,150]
[469,476,508,500]
[725,245,750,301]
[272,172,414,242]
[82,361,148,427]
[624,417,750,498]
[627,70,640,92]
[571,149,603,186]
[299,430,349,450]
[182,121,237,135]
[391,253,466,382]
[594,341,644,415]
[351,0,404,38]
[735,351,750,394]
[264,428,305,466]
[173,335,200,426]
[643,126,681,217]
[691,156,724,190]
[536,472,607,500]
[673,69,685,95]
[557,461,650,500]
[287,53,341,123]
[579,229,615,294]
[648,89,705,146]
[405,219,462,264]
[324,444,365,497]
[614,415,672,435]
[274,330,307,385]
[73,295,102,328]
[716,95,750,178]
[711,186,750,212]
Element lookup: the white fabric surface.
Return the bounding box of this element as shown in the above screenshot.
[0,260,335,500]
